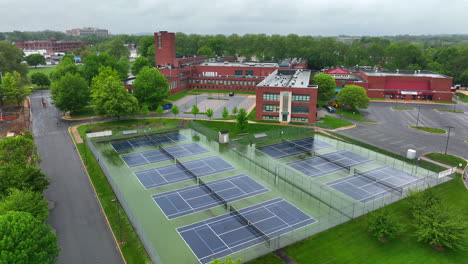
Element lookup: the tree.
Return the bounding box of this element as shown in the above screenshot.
[51,73,90,114]
[171,104,179,118]
[103,38,129,60]
[205,108,214,119]
[140,104,149,115]
[313,73,336,101]
[197,46,215,57]
[0,164,49,197]
[131,56,151,76]
[367,208,403,241]
[49,56,80,82]
[337,85,370,110]
[0,188,49,222]
[2,71,30,106]
[91,67,139,118]
[30,72,50,87]
[222,107,229,119]
[0,41,28,78]
[133,67,170,109]
[0,211,59,264]
[0,132,41,166]
[413,203,467,250]
[191,104,200,119]
[236,108,248,131]
[25,54,46,68]
[156,105,164,115]
[232,106,238,115]
[82,53,128,83]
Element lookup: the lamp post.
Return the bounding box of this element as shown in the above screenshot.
[415,105,422,127]
[111,199,122,245]
[444,125,454,155]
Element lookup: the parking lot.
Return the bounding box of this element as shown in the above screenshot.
[336,101,468,159]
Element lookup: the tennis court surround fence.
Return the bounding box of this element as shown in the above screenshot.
[85,121,456,264]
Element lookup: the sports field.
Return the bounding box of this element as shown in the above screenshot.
[86,123,452,263]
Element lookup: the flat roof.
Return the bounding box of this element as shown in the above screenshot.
[258,69,313,88]
[342,66,450,79]
[199,61,280,68]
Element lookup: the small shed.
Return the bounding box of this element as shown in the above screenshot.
[219,130,229,144]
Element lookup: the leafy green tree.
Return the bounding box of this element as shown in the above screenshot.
[133,67,169,109]
[0,41,28,77]
[30,72,50,87]
[191,104,200,118]
[407,188,442,220]
[232,106,238,115]
[413,203,467,250]
[0,133,41,166]
[0,164,48,198]
[313,73,336,101]
[103,38,129,60]
[146,44,155,65]
[82,53,128,83]
[91,67,139,118]
[337,85,370,110]
[25,54,46,68]
[49,56,80,82]
[51,73,90,114]
[138,36,154,58]
[131,56,151,75]
[171,104,179,118]
[0,188,49,222]
[222,107,229,119]
[367,208,404,241]
[140,104,149,115]
[3,71,30,106]
[210,256,243,264]
[197,46,215,57]
[0,72,16,107]
[236,108,248,131]
[0,211,59,264]
[156,105,164,115]
[205,108,214,119]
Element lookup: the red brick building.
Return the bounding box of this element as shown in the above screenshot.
[256,69,318,123]
[324,67,453,101]
[15,38,87,55]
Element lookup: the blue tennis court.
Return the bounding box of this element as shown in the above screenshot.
[327,165,422,203]
[121,143,209,167]
[111,132,188,152]
[135,156,235,189]
[177,198,316,264]
[288,150,372,178]
[153,174,269,219]
[257,137,332,159]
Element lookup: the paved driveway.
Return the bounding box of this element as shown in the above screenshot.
[336,100,468,160]
[31,90,123,264]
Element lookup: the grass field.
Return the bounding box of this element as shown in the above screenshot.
[316,115,354,129]
[335,109,376,122]
[409,126,446,134]
[27,66,56,77]
[434,108,464,113]
[392,106,415,110]
[167,90,191,102]
[434,100,456,104]
[69,106,96,118]
[456,93,468,103]
[424,153,467,169]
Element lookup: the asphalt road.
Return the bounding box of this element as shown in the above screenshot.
[335,100,468,160]
[31,90,123,264]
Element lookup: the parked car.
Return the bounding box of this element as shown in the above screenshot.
[325,106,336,113]
[229,92,234,96]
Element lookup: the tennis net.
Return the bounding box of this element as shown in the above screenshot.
[282,138,313,155]
[198,178,228,209]
[175,158,198,181]
[158,144,176,162]
[314,151,351,172]
[354,169,403,194]
[230,204,270,245]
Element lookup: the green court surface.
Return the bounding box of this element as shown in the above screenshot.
[86,123,452,264]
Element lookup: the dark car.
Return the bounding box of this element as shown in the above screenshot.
[229,92,234,96]
[325,106,336,113]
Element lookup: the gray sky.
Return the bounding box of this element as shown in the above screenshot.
[1,0,467,36]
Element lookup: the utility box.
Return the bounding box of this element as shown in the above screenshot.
[407,149,416,159]
[219,130,229,144]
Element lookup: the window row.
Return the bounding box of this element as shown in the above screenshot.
[292,95,310,102]
[235,70,255,76]
[263,93,280,101]
[189,79,259,86]
[292,106,309,113]
[291,117,309,122]
[263,115,279,120]
[263,104,280,112]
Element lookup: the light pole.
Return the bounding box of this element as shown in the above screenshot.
[111,199,122,245]
[416,105,422,127]
[444,125,454,155]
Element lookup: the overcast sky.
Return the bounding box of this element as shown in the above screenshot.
[1,0,467,36]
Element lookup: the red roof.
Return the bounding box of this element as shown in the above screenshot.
[385,80,430,91]
[325,68,351,74]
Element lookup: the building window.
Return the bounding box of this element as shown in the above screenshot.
[263,93,280,101]
[246,70,254,76]
[292,95,310,102]
[180,80,185,86]
[235,70,243,76]
[263,115,279,120]
[292,106,309,113]
[291,117,309,122]
[263,104,280,112]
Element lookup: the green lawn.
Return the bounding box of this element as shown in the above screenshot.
[70,106,96,118]
[425,153,467,169]
[409,126,446,134]
[194,120,286,138]
[27,66,56,77]
[434,108,464,113]
[316,115,354,129]
[167,90,191,102]
[335,109,375,122]
[247,107,256,121]
[274,176,468,264]
[369,98,386,101]
[392,106,415,110]
[456,93,468,103]
[434,100,456,104]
